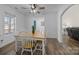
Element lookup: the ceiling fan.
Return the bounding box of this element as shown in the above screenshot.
[14,4,45,14]
[30,4,45,14]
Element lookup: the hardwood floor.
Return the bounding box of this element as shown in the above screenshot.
[0,42,16,55]
[46,38,79,55]
[0,37,79,55]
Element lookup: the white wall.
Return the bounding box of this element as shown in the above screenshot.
[63,5,79,27]
[0,5,26,48]
[45,12,57,38]
[24,14,34,32]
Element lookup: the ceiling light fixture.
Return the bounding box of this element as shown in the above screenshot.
[30,4,38,14]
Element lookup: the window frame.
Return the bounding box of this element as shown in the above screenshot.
[3,13,16,35]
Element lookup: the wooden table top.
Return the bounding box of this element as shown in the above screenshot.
[15,32,46,39]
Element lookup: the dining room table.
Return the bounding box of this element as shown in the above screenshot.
[15,32,46,55]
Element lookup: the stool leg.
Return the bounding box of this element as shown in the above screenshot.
[21,49,24,55]
[42,40,45,55]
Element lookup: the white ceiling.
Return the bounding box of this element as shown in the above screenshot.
[6,4,63,15]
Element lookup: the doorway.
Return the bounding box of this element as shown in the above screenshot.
[32,15,45,35]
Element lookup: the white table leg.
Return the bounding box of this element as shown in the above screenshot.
[15,40,17,53]
[42,39,45,55]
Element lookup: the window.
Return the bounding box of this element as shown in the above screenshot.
[4,16,16,34]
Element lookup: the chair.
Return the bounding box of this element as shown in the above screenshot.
[15,36,23,54]
[15,32,45,55]
[33,38,46,55]
[21,36,34,55]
